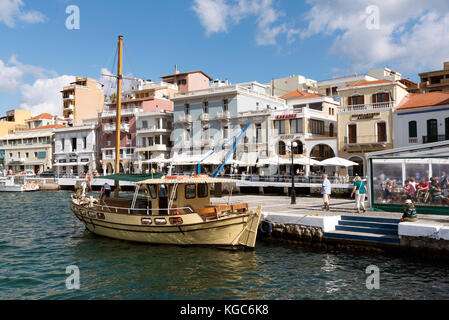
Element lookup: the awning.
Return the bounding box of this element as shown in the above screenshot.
[98,173,163,182]
[238,152,258,166]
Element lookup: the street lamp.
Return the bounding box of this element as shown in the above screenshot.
[291,141,298,204]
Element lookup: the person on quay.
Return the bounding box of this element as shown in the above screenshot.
[401,199,418,222]
[320,174,332,211]
[100,182,111,200]
[351,176,367,213]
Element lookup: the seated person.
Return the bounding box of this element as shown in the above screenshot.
[401,180,416,201]
[416,179,430,201]
[401,199,418,222]
[429,181,449,205]
[384,181,393,202]
[440,171,448,189]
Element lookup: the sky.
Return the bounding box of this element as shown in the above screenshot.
[1,0,449,116]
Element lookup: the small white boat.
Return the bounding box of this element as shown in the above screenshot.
[0,175,39,192]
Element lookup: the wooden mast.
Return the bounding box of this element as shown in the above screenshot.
[114,35,123,198]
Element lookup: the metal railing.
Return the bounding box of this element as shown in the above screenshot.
[86,202,194,216]
[338,101,394,113]
[422,135,449,144]
[344,135,387,145]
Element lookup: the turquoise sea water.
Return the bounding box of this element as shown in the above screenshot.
[1,191,449,300]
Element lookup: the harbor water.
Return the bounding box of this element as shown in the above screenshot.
[1,191,449,300]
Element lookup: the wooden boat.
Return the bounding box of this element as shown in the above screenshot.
[0,175,39,192]
[70,176,262,248]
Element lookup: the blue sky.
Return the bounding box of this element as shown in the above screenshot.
[1,0,448,116]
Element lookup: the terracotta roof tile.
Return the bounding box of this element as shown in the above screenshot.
[280,90,323,100]
[396,92,449,110]
[24,124,66,131]
[346,79,393,88]
[29,113,53,120]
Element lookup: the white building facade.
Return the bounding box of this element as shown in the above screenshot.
[54,124,98,176]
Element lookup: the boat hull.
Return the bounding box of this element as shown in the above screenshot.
[70,201,261,248]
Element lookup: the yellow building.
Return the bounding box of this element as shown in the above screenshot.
[0,109,32,137]
[61,77,105,126]
[337,79,409,176]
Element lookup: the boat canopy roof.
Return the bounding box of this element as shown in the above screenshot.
[98,174,163,182]
[138,176,236,185]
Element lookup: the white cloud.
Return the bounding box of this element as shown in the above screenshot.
[0,0,46,27]
[192,0,289,45]
[300,0,449,74]
[20,75,76,116]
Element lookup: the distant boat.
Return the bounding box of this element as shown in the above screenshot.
[0,175,39,192]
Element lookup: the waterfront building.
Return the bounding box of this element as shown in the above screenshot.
[336,79,409,177]
[393,92,449,148]
[53,123,99,176]
[318,68,403,101]
[0,109,32,137]
[61,77,105,126]
[160,67,212,94]
[265,75,317,97]
[417,61,449,93]
[134,110,173,173]
[99,81,175,175]
[171,81,287,174]
[26,113,68,129]
[268,90,338,176]
[0,125,65,173]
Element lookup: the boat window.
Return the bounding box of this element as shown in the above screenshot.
[198,184,208,198]
[159,184,168,198]
[147,185,157,199]
[185,184,196,199]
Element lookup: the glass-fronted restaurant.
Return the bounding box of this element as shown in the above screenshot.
[368,156,449,215]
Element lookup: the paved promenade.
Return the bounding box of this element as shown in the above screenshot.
[213,194,449,228]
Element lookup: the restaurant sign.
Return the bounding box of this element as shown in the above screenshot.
[351,112,380,121]
[276,114,297,120]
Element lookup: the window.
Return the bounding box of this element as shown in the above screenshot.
[292,141,303,155]
[61,138,65,151]
[274,120,286,134]
[203,101,209,114]
[184,104,190,115]
[198,184,208,198]
[377,122,387,142]
[83,137,87,149]
[309,103,323,111]
[149,137,154,146]
[185,184,196,199]
[155,136,161,144]
[348,95,364,105]
[309,119,325,135]
[25,153,29,158]
[107,136,111,146]
[445,118,449,140]
[178,79,186,85]
[427,119,438,142]
[278,141,286,156]
[329,123,334,137]
[373,92,390,103]
[223,99,229,112]
[290,119,302,133]
[34,152,37,158]
[408,121,417,138]
[223,125,229,139]
[147,185,157,199]
[142,138,147,147]
[255,124,262,143]
[142,120,148,129]
[71,138,77,151]
[348,124,357,144]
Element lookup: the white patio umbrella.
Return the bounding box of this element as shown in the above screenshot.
[319,157,359,167]
[293,157,323,166]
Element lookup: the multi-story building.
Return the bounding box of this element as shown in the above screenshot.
[99,82,175,175]
[0,109,31,137]
[160,68,212,94]
[0,125,65,173]
[54,123,99,176]
[417,61,449,93]
[61,77,105,126]
[393,92,449,148]
[134,110,173,173]
[268,90,338,175]
[265,75,317,97]
[337,79,409,176]
[171,81,287,174]
[26,113,68,129]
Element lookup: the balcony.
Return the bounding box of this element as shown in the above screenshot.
[136,145,168,152]
[216,111,231,120]
[101,108,140,118]
[422,135,449,144]
[136,126,170,134]
[103,123,130,133]
[200,113,210,121]
[201,139,214,147]
[338,101,394,113]
[64,105,74,112]
[344,135,388,146]
[8,157,25,164]
[183,141,192,149]
[63,95,75,101]
[178,114,192,123]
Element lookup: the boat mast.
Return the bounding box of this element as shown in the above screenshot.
[115,35,123,198]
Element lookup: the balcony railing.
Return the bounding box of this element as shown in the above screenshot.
[63,95,75,101]
[136,145,168,152]
[216,111,231,120]
[101,108,140,118]
[103,123,130,132]
[200,113,210,121]
[178,114,192,123]
[344,135,388,145]
[422,135,449,144]
[136,126,170,134]
[338,101,394,113]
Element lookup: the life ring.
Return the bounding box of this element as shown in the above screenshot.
[258,221,273,234]
[23,185,28,190]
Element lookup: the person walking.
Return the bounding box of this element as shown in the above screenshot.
[320,174,332,211]
[100,182,111,201]
[351,176,367,213]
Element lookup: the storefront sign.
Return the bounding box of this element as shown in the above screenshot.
[276,114,297,120]
[69,159,77,163]
[351,112,380,121]
[280,135,297,140]
[81,159,89,163]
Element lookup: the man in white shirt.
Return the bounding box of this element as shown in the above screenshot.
[320,174,332,211]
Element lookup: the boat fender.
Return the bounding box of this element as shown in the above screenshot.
[259,221,273,234]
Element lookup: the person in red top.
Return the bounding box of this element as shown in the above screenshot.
[416,178,430,202]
